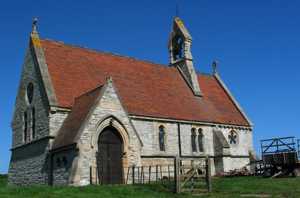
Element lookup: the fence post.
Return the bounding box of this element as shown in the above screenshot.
[96,166,98,185]
[141,166,144,184]
[138,167,140,183]
[126,167,130,184]
[149,166,151,184]
[160,165,163,181]
[168,165,170,181]
[156,165,158,182]
[90,166,93,185]
[174,155,181,193]
[132,166,135,184]
[205,156,212,192]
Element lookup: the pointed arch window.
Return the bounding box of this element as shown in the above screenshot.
[198,128,204,152]
[26,82,34,104]
[159,125,166,151]
[191,128,197,152]
[23,82,36,143]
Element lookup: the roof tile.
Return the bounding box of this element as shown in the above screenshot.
[41,39,249,126]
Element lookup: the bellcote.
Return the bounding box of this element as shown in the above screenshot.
[168,17,202,97]
[168,17,193,63]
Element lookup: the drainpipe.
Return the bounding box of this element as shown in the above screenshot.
[177,123,182,157]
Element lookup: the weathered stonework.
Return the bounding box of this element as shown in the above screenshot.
[9,47,52,185]
[49,111,69,137]
[131,117,253,176]
[168,17,202,96]
[8,139,50,185]
[11,48,50,148]
[9,18,254,186]
[74,80,142,186]
[132,120,179,156]
[180,124,215,156]
[52,149,78,185]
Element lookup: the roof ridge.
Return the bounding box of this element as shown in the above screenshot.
[41,38,171,69]
[74,85,103,101]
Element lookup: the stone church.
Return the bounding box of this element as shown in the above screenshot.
[9,17,254,186]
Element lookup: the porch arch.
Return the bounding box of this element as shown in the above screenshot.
[91,115,130,154]
[90,116,130,184]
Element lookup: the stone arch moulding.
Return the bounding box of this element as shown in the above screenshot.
[91,115,130,153]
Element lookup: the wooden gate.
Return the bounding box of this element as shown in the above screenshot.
[123,156,212,194]
[174,157,212,193]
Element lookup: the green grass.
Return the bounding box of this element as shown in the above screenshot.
[0,175,299,198]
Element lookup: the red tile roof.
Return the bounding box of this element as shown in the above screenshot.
[52,86,103,149]
[41,39,250,126]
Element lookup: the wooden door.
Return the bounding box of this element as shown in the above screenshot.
[97,127,123,184]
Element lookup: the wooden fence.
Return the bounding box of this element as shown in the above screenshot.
[125,164,174,185]
[90,156,212,194]
[124,156,212,194]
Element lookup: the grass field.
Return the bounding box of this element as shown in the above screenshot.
[0,174,299,198]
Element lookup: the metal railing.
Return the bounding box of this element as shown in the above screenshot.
[260,136,296,155]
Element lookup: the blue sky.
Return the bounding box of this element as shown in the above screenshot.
[1,1,300,173]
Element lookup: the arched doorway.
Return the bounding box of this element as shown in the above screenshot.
[97,126,124,184]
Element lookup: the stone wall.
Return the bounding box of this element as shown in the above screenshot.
[52,149,78,185]
[49,111,69,148]
[219,127,253,156]
[49,111,69,137]
[76,81,142,186]
[131,118,253,175]
[213,127,253,173]
[8,139,50,185]
[180,124,215,156]
[9,48,52,185]
[11,48,50,148]
[132,120,179,156]
[131,119,215,157]
[223,157,250,172]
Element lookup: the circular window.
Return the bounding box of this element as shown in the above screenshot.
[26,83,34,104]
